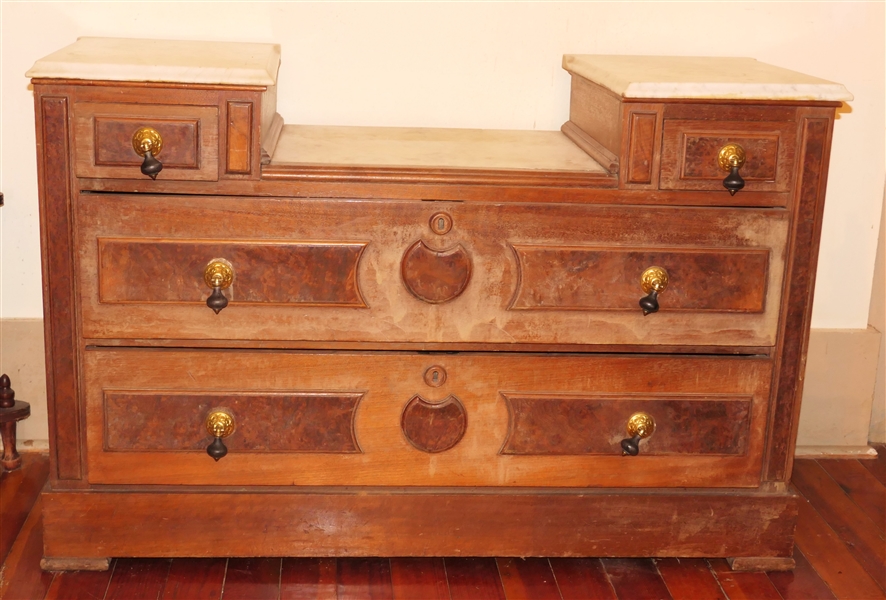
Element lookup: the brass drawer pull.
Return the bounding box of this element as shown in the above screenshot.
[205,408,235,461]
[204,258,234,314]
[718,143,746,195]
[621,412,655,456]
[132,126,164,179]
[639,266,668,315]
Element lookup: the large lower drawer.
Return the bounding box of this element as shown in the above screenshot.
[84,349,771,488]
[78,194,788,347]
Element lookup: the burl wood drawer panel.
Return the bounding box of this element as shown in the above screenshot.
[660,120,796,192]
[74,103,219,180]
[84,349,771,487]
[78,194,788,347]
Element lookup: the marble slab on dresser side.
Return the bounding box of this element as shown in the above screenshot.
[562,55,853,101]
[25,36,280,85]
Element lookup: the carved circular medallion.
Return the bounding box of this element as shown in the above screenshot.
[401,394,467,453]
[401,240,472,304]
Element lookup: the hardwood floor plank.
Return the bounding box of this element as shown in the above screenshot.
[792,459,886,590]
[389,558,449,600]
[794,496,885,599]
[45,560,116,600]
[160,558,226,599]
[0,497,54,600]
[445,558,505,600]
[496,557,561,600]
[221,558,281,600]
[0,453,50,565]
[654,558,725,599]
[766,547,836,599]
[600,558,672,600]
[281,558,336,600]
[336,558,393,600]
[819,457,886,533]
[708,559,781,600]
[862,444,886,486]
[104,558,172,600]
[549,558,616,600]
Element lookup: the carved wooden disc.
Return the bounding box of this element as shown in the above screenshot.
[401,240,472,304]
[401,394,467,453]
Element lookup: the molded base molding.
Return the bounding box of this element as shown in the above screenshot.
[42,488,797,571]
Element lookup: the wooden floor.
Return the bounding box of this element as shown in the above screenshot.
[1,449,884,600]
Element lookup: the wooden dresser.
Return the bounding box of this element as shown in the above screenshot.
[27,38,851,571]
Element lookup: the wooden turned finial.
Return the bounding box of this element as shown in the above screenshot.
[0,374,14,408]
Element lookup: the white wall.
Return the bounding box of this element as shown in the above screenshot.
[2,2,884,328]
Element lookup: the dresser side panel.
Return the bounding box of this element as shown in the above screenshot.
[764,106,837,482]
[34,85,83,481]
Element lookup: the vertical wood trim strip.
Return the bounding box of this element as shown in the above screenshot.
[626,112,657,184]
[36,92,83,480]
[764,109,835,482]
[226,101,253,174]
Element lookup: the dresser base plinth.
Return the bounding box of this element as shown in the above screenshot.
[42,488,798,571]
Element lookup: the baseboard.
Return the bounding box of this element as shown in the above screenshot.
[794,444,878,458]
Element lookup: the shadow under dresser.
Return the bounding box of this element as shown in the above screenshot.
[25,38,852,572]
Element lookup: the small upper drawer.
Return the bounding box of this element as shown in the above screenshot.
[660,120,796,193]
[74,102,219,181]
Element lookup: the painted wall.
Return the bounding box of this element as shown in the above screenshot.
[2,2,883,328]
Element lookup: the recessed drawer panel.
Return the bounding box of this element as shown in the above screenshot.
[85,349,771,488]
[660,120,796,192]
[74,103,219,180]
[78,195,789,347]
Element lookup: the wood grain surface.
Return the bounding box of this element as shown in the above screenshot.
[660,120,796,192]
[74,102,219,181]
[40,488,797,560]
[103,391,362,453]
[77,195,788,347]
[98,239,367,307]
[501,394,751,455]
[83,349,771,487]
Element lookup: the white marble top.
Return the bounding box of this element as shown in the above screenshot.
[563,55,852,101]
[271,125,607,173]
[26,37,280,86]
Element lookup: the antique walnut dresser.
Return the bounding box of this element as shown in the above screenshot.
[27,38,852,571]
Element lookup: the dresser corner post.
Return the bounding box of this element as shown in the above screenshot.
[33,83,85,483]
[763,104,838,483]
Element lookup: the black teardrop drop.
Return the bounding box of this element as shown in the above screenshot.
[722,165,745,195]
[140,150,163,180]
[621,435,641,456]
[207,437,228,461]
[639,289,659,316]
[206,287,228,314]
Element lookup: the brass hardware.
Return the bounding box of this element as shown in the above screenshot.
[204,259,234,290]
[626,412,656,439]
[132,126,164,179]
[639,266,668,316]
[640,266,669,295]
[718,143,746,196]
[204,407,235,461]
[621,412,655,456]
[717,143,746,171]
[204,258,234,314]
[132,127,163,158]
[429,212,453,235]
